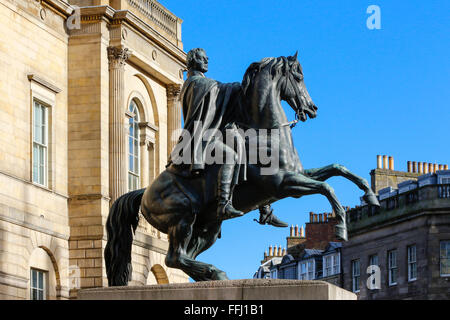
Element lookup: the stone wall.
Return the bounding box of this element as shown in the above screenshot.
[0,0,188,300]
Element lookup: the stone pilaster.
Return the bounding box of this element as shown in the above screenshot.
[108,46,131,203]
[166,83,182,158]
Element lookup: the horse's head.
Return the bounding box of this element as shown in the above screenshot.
[242,53,318,123]
[281,52,317,122]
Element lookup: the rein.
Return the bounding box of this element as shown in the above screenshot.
[234,117,299,130]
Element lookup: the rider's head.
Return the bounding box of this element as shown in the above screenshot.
[187,48,208,74]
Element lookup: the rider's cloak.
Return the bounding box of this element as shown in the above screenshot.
[168,71,246,182]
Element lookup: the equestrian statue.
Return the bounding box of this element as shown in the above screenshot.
[105,48,380,285]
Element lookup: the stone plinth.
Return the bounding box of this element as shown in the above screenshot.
[77,279,356,300]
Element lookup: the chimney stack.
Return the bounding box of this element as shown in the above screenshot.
[389,156,394,170]
[407,161,412,173]
[377,155,382,169]
[383,155,388,169]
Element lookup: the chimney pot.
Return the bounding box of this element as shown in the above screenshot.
[389,156,394,170]
[383,155,388,169]
[412,161,417,173]
[445,165,449,170]
[407,161,412,173]
[269,245,273,256]
[290,225,294,237]
[423,163,428,174]
[309,212,314,222]
[439,164,444,171]
[294,225,299,237]
[377,155,382,169]
[300,226,305,238]
[434,163,438,173]
[429,163,434,173]
[418,162,423,174]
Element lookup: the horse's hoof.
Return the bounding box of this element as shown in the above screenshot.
[335,224,348,241]
[363,192,380,207]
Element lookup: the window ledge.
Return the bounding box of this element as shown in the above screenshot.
[27,74,61,94]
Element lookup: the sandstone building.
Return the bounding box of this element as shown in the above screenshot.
[0,0,189,299]
[342,157,450,299]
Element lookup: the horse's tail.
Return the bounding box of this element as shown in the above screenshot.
[104,188,146,286]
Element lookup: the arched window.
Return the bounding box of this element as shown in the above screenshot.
[128,100,140,191]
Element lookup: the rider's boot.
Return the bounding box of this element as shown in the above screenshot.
[217,164,244,221]
[256,204,289,228]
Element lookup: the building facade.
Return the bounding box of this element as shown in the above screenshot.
[254,213,343,286]
[0,0,189,299]
[342,157,450,299]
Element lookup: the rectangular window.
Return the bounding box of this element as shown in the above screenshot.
[299,262,307,280]
[32,100,48,186]
[323,254,340,277]
[407,245,417,281]
[30,269,46,300]
[388,250,398,286]
[307,260,314,280]
[440,241,450,277]
[270,269,277,279]
[369,254,379,267]
[324,256,332,277]
[333,254,340,275]
[351,259,360,293]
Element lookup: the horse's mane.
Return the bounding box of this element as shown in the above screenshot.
[241,56,289,96]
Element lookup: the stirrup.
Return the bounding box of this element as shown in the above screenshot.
[219,200,244,220]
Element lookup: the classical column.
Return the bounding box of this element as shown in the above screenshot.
[166,83,182,158]
[108,46,131,204]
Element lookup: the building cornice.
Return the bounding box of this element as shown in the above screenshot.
[76,6,186,65]
[112,9,186,64]
[42,0,74,17]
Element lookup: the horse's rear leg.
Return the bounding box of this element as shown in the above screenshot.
[304,164,380,206]
[165,214,228,282]
[280,174,348,241]
[186,223,222,260]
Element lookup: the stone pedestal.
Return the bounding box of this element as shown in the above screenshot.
[77,279,356,300]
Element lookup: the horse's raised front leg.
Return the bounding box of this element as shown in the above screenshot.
[304,164,380,206]
[165,214,228,282]
[278,173,348,241]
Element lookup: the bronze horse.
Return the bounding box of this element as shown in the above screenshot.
[105,53,380,285]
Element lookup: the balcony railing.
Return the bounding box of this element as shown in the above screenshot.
[127,0,178,39]
[347,184,450,224]
[439,184,450,198]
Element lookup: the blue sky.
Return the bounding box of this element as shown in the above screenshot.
[159,0,450,280]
